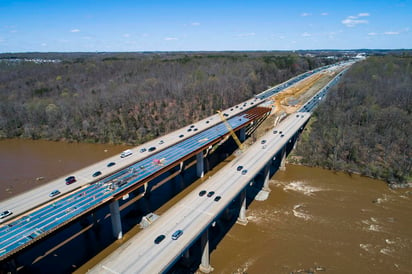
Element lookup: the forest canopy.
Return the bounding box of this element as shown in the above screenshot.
[0,52,333,144]
[295,55,412,184]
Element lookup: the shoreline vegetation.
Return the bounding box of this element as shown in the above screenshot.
[292,55,411,186]
[1,51,410,185]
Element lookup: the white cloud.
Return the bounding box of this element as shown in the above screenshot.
[321,12,328,16]
[41,43,47,46]
[237,32,256,37]
[368,32,378,36]
[123,33,130,38]
[384,31,400,35]
[301,12,311,17]
[341,14,369,27]
[302,32,311,37]
[164,37,178,41]
[70,29,80,33]
[191,22,200,26]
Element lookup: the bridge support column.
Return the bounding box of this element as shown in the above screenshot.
[239,127,246,142]
[256,164,272,201]
[179,161,185,173]
[236,189,248,225]
[109,200,123,240]
[143,182,150,197]
[280,147,286,171]
[199,229,214,273]
[263,163,271,192]
[196,151,204,178]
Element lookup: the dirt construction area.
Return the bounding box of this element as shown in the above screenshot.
[269,66,344,116]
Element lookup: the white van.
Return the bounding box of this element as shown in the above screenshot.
[120,149,133,158]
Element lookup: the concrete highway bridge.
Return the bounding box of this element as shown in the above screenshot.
[0,60,356,272]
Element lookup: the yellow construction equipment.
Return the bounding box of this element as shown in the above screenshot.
[217,110,244,151]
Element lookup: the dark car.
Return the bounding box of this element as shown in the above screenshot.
[92,171,102,177]
[241,169,248,175]
[199,190,207,197]
[107,162,116,167]
[139,148,147,153]
[154,234,165,244]
[273,130,278,134]
[261,140,266,144]
[214,196,221,202]
[148,147,156,152]
[179,134,184,138]
[207,191,215,197]
[65,176,76,185]
[237,165,243,171]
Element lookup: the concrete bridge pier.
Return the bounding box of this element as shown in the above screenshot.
[196,151,204,178]
[279,147,287,171]
[262,163,271,192]
[236,189,248,225]
[143,182,150,197]
[199,229,214,273]
[179,161,185,173]
[109,200,123,240]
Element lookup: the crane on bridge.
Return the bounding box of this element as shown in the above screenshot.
[217,110,244,152]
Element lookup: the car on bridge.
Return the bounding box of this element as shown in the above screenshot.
[65,176,76,185]
[241,169,248,175]
[214,196,221,202]
[0,210,12,219]
[171,230,183,240]
[154,234,165,244]
[49,190,61,197]
[237,165,243,171]
[199,190,207,197]
[107,162,116,167]
[92,171,102,177]
[207,191,215,197]
[120,149,133,158]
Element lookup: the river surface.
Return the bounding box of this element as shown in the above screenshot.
[0,139,411,273]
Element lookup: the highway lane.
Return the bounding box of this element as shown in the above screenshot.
[0,108,270,260]
[0,61,355,262]
[0,61,355,224]
[0,97,264,222]
[89,112,311,273]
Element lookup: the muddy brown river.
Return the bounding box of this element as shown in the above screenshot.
[1,139,411,273]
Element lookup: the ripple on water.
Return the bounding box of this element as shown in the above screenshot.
[283,181,324,196]
[292,204,312,221]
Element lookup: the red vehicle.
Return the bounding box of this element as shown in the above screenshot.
[65,176,76,185]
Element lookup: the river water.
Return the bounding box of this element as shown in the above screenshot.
[0,139,411,273]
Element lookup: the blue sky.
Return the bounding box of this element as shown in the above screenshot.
[0,0,411,52]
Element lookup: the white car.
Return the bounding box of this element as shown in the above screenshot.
[120,149,133,158]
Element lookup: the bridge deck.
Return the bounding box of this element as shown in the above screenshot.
[89,112,311,273]
[0,106,270,261]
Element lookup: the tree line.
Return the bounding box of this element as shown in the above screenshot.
[0,52,333,144]
[295,55,412,184]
